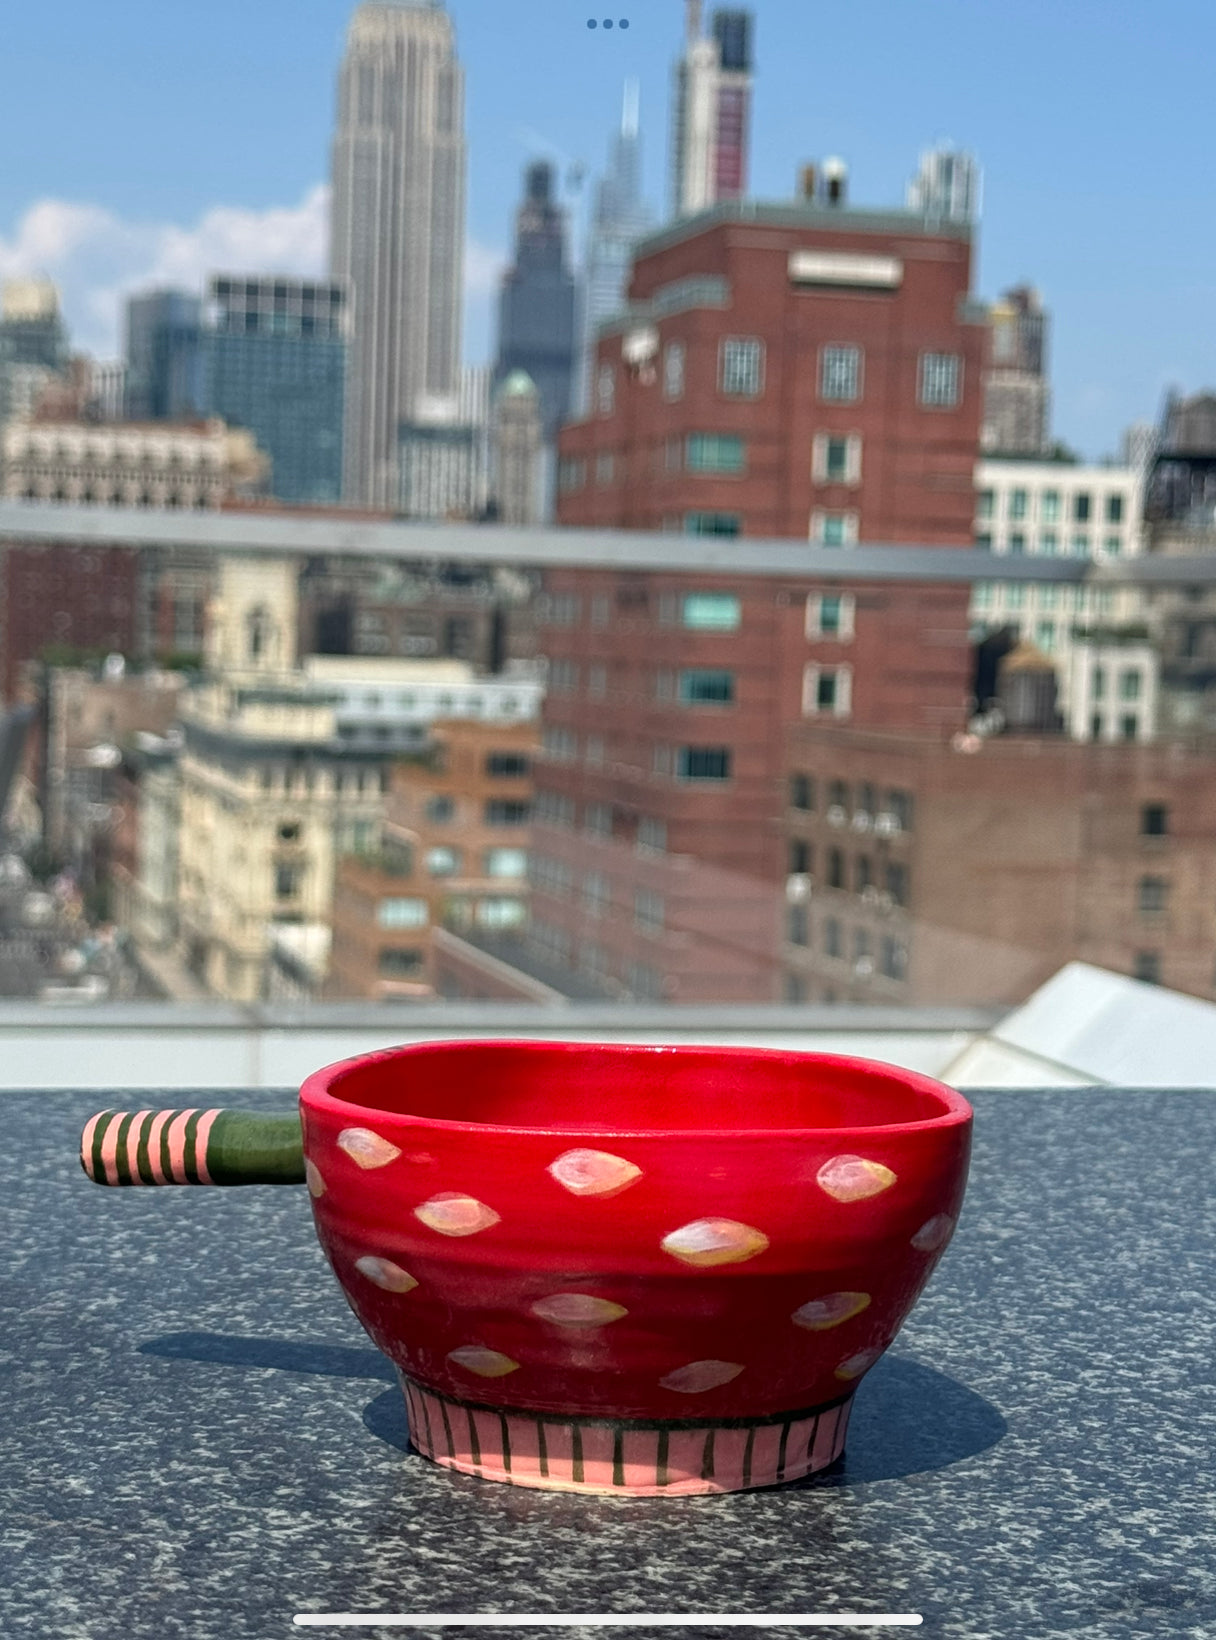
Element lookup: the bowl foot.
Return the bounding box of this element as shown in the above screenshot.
[400,1376,853,1495]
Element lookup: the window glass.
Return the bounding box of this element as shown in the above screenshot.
[685,511,741,536]
[475,897,526,929]
[1040,490,1061,523]
[719,337,764,396]
[820,345,861,403]
[425,846,461,876]
[377,897,428,929]
[679,668,735,703]
[976,489,995,519]
[686,433,745,474]
[1009,489,1028,520]
[1106,494,1125,523]
[484,847,527,878]
[1073,492,1092,522]
[677,746,731,780]
[681,592,740,630]
[663,340,685,400]
[918,352,961,406]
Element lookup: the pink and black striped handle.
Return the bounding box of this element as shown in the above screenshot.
[80,1108,304,1187]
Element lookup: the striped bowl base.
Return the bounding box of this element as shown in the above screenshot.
[400,1377,853,1496]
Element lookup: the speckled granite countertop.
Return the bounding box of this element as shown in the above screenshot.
[3,1089,1215,1640]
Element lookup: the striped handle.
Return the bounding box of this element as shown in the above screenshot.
[80,1108,304,1187]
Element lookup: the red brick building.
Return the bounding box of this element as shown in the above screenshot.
[782,725,1216,1007]
[521,200,985,1002]
[557,202,985,544]
[0,542,142,702]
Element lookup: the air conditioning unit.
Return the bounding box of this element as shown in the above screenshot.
[786,874,813,903]
[860,884,880,905]
[826,805,847,827]
[853,956,874,977]
[851,811,873,833]
[876,890,895,913]
[873,812,899,836]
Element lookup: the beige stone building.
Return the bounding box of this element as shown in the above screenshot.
[1,416,266,508]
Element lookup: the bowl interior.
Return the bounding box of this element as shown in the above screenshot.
[317,1041,959,1134]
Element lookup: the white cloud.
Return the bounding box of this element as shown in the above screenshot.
[0,187,507,366]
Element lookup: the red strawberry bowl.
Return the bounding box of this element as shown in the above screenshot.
[81,1040,972,1495]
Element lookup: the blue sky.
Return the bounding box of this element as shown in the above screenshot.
[1,0,1214,458]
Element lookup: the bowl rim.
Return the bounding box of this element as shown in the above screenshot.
[299,1039,973,1141]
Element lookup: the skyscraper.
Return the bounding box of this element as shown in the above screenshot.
[494,162,577,445]
[669,1,753,221]
[575,82,653,417]
[200,275,349,504]
[123,290,202,421]
[330,0,467,509]
[0,279,69,424]
[907,146,982,224]
[981,285,1051,456]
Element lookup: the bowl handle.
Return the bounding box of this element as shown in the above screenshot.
[80,1108,304,1186]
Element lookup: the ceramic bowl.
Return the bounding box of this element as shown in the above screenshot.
[299,1040,972,1496]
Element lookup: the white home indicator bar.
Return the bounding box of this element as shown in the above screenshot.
[292,1617,923,1629]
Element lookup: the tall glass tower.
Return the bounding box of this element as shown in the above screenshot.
[575,82,653,418]
[329,0,467,508]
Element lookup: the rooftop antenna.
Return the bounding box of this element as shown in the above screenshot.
[622,77,640,139]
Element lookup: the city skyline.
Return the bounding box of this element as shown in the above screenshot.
[2,0,1216,458]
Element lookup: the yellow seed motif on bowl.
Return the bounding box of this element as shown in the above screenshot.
[911,1213,955,1252]
[530,1293,628,1328]
[792,1291,871,1332]
[660,1217,770,1267]
[414,1192,501,1236]
[448,1346,520,1378]
[338,1127,402,1170]
[835,1347,883,1382]
[354,1256,418,1293]
[816,1155,897,1203]
[659,1359,744,1394]
[547,1148,642,1198]
[305,1159,327,1198]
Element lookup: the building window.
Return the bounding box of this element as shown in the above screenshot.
[976,489,995,520]
[824,916,843,958]
[1141,803,1169,837]
[1119,670,1142,701]
[811,510,859,547]
[681,591,740,630]
[1120,714,1138,741]
[485,751,529,777]
[596,365,615,416]
[557,457,586,494]
[1091,714,1104,741]
[806,593,855,640]
[677,746,731,781]
[886,789,915,831]
[679,668,735,704]
[595,452,615,486]
[820,345,862,403]
[475,897,526,930]
[1074,493,1092,522]
[1106,494,1125,523]
[719,337,764,397]
[1133,951,1161,985]
[582,870,610,915]
[547,592,581,625]
[584,802,613,838]
[1071,533,1091,557]
[663,340,685,400]
[549,660,577,693]
[637,816,666,854]
[634,888,664,935]
[789,773,814,811]
[885,861,909,906]
[484,847,527,878]
[1009,489,1028,521]
[1035,620,1056,652]
[533,789,575,829]
[802,664,853,717]
[531,855,572,898]
[826,847,846,890]
[973,582,994,611]
[854,854,873,894]
[812,434,861,486]
[531,921,572,966]
[587,663,607,698]
[378,948,423,977]
[625,961,663,1001]
[274,863,301,899]
[425,846,461,876]
[685,511,741,536]
[590,593,611,627]
[788,838,812,874]
[1103,535,1122,556]
[377,897,429,929]
[485,800,530,827]
[1137,876,1169,915]
[787,903,810,947]
[686,433,746,474]
[542,725,577,761]
[585,734,605,766]
[1008,532,1026,555]
[918,352,961,408]
[880,937,908,981]
[664,435,682,472]
[1040,490,1061,523]
[1039,531,1058,556]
